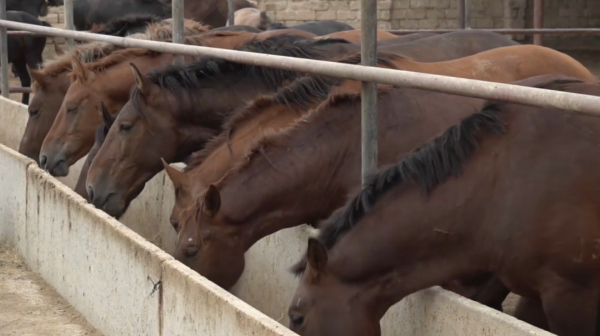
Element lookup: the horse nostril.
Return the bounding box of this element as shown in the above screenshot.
[40,155,47,168]
[87,186,94,203]
[184,247,198,258]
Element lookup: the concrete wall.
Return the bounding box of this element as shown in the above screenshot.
[524,0,600,50]
[0,96,555,335]
[0,110,297,336]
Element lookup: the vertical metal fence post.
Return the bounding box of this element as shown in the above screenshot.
[533,0,544,45]
[172,0,184,64]
[228,0,235,26]
[0,0,8,99]
[360,0,378,185]
[458,0,465,29]
[64,0,75,49]
[464,0,471,29]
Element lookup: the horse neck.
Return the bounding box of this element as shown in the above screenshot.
[174,126,221,162]
[215,103,357,249]
[195,101,308,188]
[327,138,501,305]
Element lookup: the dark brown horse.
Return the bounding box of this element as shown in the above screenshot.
[164,67,368,232]
[40,31,261,177]
[288,78,600,336]
[74,103,116,199]
[18,19,208,164]
[85,30,518,219]
[85,35,359,217]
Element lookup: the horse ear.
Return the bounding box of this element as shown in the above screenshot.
[162,158,187,188]
[28,68,48,88]
[100,102,114,129]
[130,63,152,95]
[306,238,328,282]
[71,56,93,82]
[203,184,221,218]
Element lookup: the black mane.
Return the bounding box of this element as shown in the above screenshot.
[290,76,589,276]
[182,52,400,170]
[130,34,353,119]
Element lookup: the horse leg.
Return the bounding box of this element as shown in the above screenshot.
[513,296,550,331]
[540,283,597,336]
[14,62,31,105]
[469,275,510,311]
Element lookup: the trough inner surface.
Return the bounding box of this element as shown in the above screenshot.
[0,243,102,336]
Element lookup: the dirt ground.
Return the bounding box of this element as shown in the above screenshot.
[0,243,102,336]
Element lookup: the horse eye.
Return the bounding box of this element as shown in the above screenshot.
[119,123,133,131]
[66,106,78,114]
[29,109,40,117]
[290,314,304,327]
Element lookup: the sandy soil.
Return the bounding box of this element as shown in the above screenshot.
[0,243,102,336]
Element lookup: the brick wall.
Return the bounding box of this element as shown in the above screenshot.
[39,1,600,60]
[260,0,527,30]
[40,6,66,60]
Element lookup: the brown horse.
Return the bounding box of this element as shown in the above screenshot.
[386,44,596,83]
[169,61,485,289]
[85,35,361,217]
[317,29,399,43]
[74,103,116,199]
[38,30,257,177]
[18,19,208,164]
[163,65,371,232]
[288,78,600,336]
[85,31,518,218]
[169,44,596,291]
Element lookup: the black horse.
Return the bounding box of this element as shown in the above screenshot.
[92,14,164,36]
[73,0,169,31]
[7,0,64,18]
[5,11,49,104]
[267,20,354,36]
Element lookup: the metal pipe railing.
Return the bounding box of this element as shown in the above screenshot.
[463,0,471,29]
[227,0,235,26]
[2,20,600,116]
[0,0,9,99]
[172,0,184,65]
[533,0,544,45]
[360,0,378,184]
[389,28,600,35]
[0,87,33,94]
[64,0,74,49]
